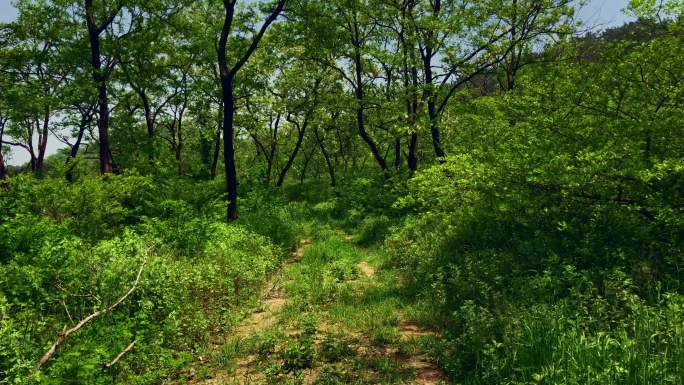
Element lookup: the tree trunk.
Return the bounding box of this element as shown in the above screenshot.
[265,113,280,185]
[314,128,335,187]
[65,110,91,182]
[210,128,221,180]
[397,4,420,173]
[210,102,223,179]
[217,0,285,221]
[405,36,419,173]
[276,114,307,188]
[422,1,445,160]
[0,151,6,180]
[35,108,50,172]
[299,145,315,184]
[137,89,156,160]
[423,48,445,159]
[0,120,7,180]
[221,76,238,221]
[139,90,154,139]
[26,120,37,171]
[85,0,116,174]
[352,32,388,175]
[175,126,183,175]
[175,84,188,176]
[408,133,418,172]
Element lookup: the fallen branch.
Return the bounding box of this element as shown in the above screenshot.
[104,340,137,370]
[37,258,147,370]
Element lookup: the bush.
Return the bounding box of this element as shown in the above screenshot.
[386,155,684,383]
[0,205,281,384]
[355,215,392,246]
[240,190,308,249]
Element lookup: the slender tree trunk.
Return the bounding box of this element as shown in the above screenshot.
[26,120,37,171]
[276,115,307,188]
[0,120,7,180]
[423,50,445,159]
[210,128,221,179]
[217,0,285,221]
[352,33,388,175]
[505,0,519,91]
[34,108,50,172]
[405,32,420,173]
[421,0,445,160]
[175,127,183,175]
[394,138,401,169]
[176,84,188,176]
[137,89,156,160]
[65,110,91,182]
[85,0,115,174]
[138,90,154,139]
[221,76,238,221]
[314,128,335,187]
[276,78,319,188]
[210,102,222,179]
[0,151,6,180]
[266,113,280,185]
[408,133,418,172]
[299,145,315,184]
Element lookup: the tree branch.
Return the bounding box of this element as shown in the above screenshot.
[229,0,286,76]
[36,257,147,370]
[103,340,137,370]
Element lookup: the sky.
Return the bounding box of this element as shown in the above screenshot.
[0,0,17,23]
[0,0,634,167]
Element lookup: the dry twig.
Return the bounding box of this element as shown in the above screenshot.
[36,258,147,370]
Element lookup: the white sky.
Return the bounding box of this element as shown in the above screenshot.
[0,0,634,166]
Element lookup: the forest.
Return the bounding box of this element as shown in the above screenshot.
[0,0,683,384]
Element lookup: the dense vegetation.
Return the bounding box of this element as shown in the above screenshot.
[1,0,683,384]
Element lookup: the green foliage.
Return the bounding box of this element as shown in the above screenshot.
[355,215,392,246]
[285,235,364,306]
[1,0,682,383]
[385,28,684,383]
[280,335,316,374]
[318,333,355,362]
[240,190,308,249]
[0,175,290,384]
[202,223,280,306]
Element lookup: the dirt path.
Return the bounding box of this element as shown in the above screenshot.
[185,234,447,385]
[185,240,311,385]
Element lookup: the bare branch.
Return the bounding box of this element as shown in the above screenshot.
[230,0,287,76]
[103,340,137,370]
[36,257,147,370]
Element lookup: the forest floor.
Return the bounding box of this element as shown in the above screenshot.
[182,229,448,385]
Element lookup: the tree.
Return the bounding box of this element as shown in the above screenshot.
[0,0,73,172]
[276,82,321,187]
[405,0,577,159]
[216,0,287,221]
[82,0,125,174]
[0,111,7,179]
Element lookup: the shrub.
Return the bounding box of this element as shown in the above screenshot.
[0,216,281,384]
[202,223,280,306]
[387,154,684,383]
[355,215,392,246]
[240,190,308,249]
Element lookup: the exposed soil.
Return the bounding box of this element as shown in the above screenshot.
[357,261,376,277]
[189,236,447,385]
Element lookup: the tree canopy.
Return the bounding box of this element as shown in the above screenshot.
[1,1,683,384]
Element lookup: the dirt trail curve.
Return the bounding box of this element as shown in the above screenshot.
[233,239,311,338]
[185,236,447,385]
[189,239,311,385]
